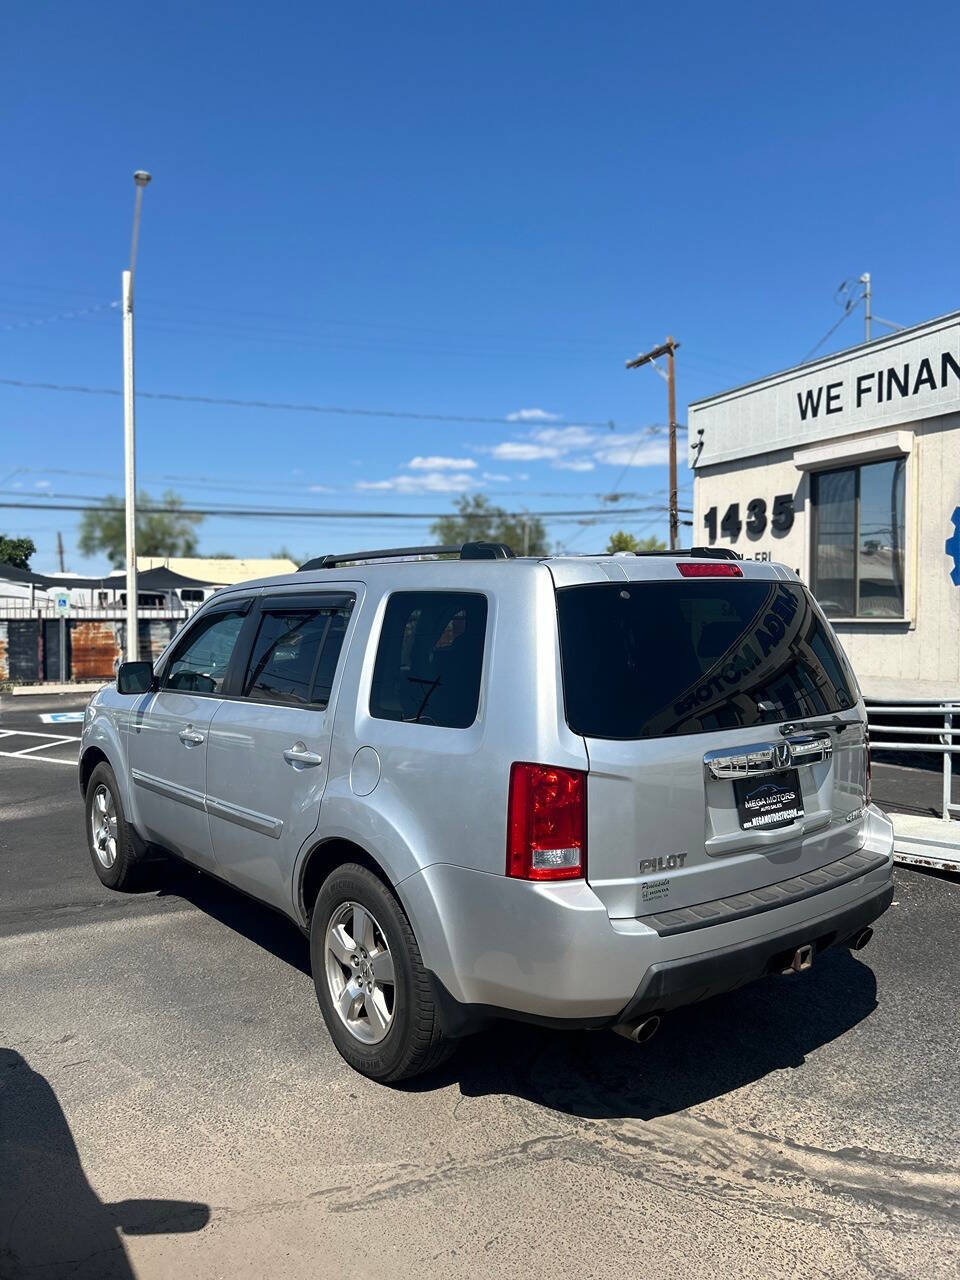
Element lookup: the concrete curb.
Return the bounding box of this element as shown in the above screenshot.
[9,682,107,697]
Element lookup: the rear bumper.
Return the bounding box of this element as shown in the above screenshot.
[616,878,893,1022]
[400,805,895,1033]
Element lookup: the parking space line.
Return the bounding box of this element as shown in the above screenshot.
[0,750,77,766]
[0,728,83,741]
[13,737,78,755]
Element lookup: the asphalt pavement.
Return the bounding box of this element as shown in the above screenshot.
[2,691,959,1279]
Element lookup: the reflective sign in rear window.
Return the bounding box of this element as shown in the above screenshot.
[556,581,855,740]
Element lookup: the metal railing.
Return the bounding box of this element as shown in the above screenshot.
[0,602,200,621]
[865,699,959,823]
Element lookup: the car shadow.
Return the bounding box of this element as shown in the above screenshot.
[0,1049,210,1277]
[157,863,312,976]
[149,868,878,1122]
[400,947,879,1121]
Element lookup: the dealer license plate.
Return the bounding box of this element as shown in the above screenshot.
[734,770,804,831]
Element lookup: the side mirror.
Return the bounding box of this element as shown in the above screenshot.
[117,661,156,695]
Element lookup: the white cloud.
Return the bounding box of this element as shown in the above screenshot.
[307,483,335,493]
[533,426,599,450]
[356,471,477,494]
[35,479,51,489]
[593,438,670,468]
[506,407,560,423]
[552,458,596,472]
[489,441,562,461]
[407,455,477,471]
[481,471,511,483]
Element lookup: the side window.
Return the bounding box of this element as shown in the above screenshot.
[370,591,487,728]
[243,604,352,707]
[164,609,247,693]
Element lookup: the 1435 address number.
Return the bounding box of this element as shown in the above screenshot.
[703,494,795,542]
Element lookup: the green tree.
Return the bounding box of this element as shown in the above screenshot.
[78,491,204,568]
[430,494,549,556]
[606,530,666,554]
[0,534,36,569]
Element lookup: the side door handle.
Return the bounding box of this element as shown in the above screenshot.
[178,725,205,746]
[283,741,323,768]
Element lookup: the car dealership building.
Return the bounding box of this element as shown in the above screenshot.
[688,309,960,698]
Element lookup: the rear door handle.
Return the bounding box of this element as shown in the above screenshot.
[283,742,323,768]
[178,725,205,746]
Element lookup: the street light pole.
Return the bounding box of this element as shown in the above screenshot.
[123,170,151,661]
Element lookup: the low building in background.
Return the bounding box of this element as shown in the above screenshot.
[136,556,297,584]
[0,558,296,684]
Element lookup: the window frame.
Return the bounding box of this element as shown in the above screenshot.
[240,593,356,709]
[368,589,489,730]
[810,457,907,621]
[157,596,256,697]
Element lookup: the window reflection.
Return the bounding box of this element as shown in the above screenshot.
[811,458,905,619]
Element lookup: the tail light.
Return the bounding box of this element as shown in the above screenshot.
[676,562,743,577]
[865,730,872,806]
[507,762,586,881]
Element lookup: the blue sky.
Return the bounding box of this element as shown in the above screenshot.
[2,1,958,572]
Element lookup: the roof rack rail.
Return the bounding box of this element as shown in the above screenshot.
[627,546,742,561]
[298,541,516,571]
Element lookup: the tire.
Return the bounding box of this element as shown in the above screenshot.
[310,863,455,1082]
[83,762,149,891]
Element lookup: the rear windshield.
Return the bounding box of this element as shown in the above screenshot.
[556,580,856,740]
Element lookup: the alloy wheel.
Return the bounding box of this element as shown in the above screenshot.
[90,784,118,869]
[324,900,396,1044]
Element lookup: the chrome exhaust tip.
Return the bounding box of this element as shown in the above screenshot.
[782,943,814,974]
[851,926,874,951]
[612,1014,661,1044]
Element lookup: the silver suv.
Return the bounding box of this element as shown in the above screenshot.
[80,543,895,1081]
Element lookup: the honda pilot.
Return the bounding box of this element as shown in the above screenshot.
[79,543,894,1081]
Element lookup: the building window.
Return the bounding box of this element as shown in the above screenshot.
[811,458,906,618]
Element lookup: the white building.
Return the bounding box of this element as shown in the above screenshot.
[688,310,960,696]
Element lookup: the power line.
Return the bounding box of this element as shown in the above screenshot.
[800,306,857,364]
[0,375,654,432]
[0,300,119,333]
[0,497,670,522]
[5,466,685,504]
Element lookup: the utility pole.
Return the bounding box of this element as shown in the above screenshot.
[626,336,681,550]
[123,169,152,661]
[860,272,871,342]
[56,531,65,572]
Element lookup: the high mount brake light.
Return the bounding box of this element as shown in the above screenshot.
[676,561,743,577]
[507,762,586,881]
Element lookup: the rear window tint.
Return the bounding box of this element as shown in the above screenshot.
[556,581,855,740]
[370,591,487,728]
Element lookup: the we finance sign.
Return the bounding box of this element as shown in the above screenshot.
[796,344,960,422]
[690,315,960,468]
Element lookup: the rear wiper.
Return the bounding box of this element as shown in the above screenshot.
[779,716,864,737]
[406,674,441,723]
